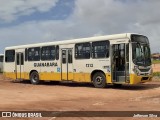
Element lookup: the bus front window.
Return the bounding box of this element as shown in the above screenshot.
[131,35,151,66]
[132,43,151,66]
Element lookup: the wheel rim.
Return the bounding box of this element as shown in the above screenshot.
[32,74,38,83]
[95,76,103,85]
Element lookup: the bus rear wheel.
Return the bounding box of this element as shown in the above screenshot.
[93,72,106,88]
[30,71,40,85]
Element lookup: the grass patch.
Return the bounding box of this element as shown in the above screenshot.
[152,72,160,81]
[153,72,160,77]
[152,60,160,64]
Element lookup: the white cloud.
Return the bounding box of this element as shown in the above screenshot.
[71,0,160,53]
[0,0,160,53]
[0,0,59,22]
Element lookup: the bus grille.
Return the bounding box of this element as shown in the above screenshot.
[141,77,149,81]
[139,68,150,72]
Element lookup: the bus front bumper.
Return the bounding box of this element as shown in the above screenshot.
[130,74,152,84]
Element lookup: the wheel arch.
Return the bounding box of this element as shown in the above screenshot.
[91,69,106,82]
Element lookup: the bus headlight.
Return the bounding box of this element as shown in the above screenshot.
[133,66,139,75]
[149,68,153,75]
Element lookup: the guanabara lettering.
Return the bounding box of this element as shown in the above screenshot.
[34,62,58,67]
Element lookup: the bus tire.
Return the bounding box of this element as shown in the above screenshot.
[30,71,40,85]
[93,72,106,88]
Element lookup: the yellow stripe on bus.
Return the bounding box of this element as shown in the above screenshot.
[4,72,152,84]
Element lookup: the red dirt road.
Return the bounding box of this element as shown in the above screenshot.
[0,74,160,120]
[152,64,160,72]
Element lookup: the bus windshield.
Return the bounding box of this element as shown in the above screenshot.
[132,35,151,66]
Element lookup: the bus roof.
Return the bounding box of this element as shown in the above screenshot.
[5,33,139,50]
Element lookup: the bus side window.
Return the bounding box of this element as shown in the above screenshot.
[41,46,55,61]
[28,47,40,61]
[56,46,59,60]
[25,48,28,61]
[68,50,72,63]
[17,54,20,65]
[21,53,24,65]
[0,56,4,62]
[62,50,66,64]
[92,40,110,58]
[75,42,91,59]
[5,50,15,62]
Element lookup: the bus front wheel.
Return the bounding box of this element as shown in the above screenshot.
[93,72,106,88]
[30,71,40,85]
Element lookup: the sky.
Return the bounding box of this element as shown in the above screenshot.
[0,0,159,53]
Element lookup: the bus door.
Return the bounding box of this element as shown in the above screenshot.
[16,50,24,80]
[111,43,129,83]
[61,49,73,80]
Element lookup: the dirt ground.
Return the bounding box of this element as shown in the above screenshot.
[152,64,160,72]
[0,74,160,120]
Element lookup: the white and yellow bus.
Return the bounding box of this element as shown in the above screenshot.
[0,54,4,73]
[4,33,152,88]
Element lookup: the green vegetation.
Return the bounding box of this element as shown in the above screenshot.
[153,72,160,77]
[152,60,160,64]
[153,72,160,81]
